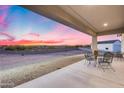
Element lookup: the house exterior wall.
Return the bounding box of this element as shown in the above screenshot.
[121,34,124,53]
[113,41,121,52]
[98,41,121,52]
[98,43,113,52]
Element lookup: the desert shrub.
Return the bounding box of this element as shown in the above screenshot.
[5,46,17,51]
[5,46,26,51]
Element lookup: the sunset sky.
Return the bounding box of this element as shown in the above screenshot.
[0,5,120,46]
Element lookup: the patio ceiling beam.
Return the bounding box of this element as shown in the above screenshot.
[21,5,96,36]
[97,27,124,36]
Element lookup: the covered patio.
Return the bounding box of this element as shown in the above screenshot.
[17,5,124,87]
[17,58,124,88]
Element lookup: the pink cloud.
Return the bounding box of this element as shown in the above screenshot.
[0,39,63,46]
[41,24,67,39]
[0,32,15,41]
[37,24,92,45]
[0,5,10,10]
[22,33,41,40]
[0,13,8,27]
[0,6,10,29]
[27,33,40,37]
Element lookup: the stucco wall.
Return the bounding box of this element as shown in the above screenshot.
[113,41,121,52]
[98,43,113,52]
[98,41,121,52]
[121,34,124,53]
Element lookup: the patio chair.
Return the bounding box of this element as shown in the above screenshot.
[98,52,115,72]
[114,52,124,61]
[84,53,95,65]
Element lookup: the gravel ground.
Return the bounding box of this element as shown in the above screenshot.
[0,50,83,70]
[0,50,84,88]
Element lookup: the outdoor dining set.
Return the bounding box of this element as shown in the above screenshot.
[84,50,124,72]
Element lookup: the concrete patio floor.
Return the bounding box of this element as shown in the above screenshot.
[16,59,124,88]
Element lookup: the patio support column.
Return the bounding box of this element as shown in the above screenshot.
[121,33,124,53]
[91,36,98,52]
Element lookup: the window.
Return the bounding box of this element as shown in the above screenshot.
[106,48,109,50]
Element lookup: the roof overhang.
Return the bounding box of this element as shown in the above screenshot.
[97,27,124,36]
[21,5,124,36]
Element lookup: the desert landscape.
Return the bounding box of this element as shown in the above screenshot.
[0,50,84,88]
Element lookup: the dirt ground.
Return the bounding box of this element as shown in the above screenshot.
[0,54,84,88]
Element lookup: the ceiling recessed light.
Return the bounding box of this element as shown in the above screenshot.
[103,23,108,27]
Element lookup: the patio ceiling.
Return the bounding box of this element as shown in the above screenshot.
[21,5,124,36]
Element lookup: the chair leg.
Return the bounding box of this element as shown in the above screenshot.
[98,63,104,71]
[88,61,91,65]
[84,59,90,65]
[100,64,106,72]
[109,64,115,72]
[98,63,115,72]
[84,59,87,64]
